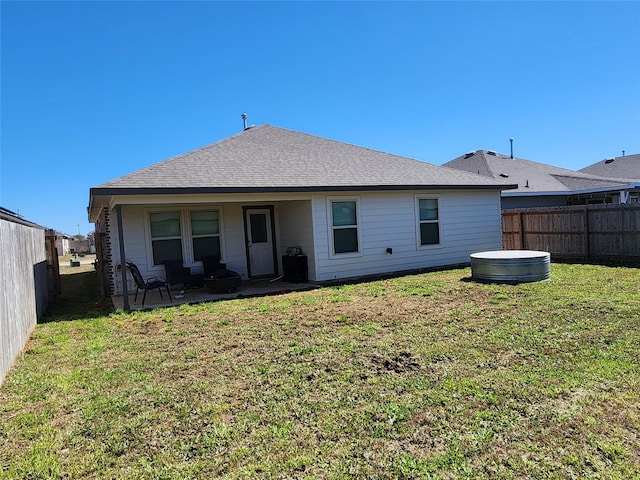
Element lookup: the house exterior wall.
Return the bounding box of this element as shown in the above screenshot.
[217,203,250,277]
[311,190,503,282]
[104,190,503,293]
[55,236,71,255]
[502,190,635,210]
[277,200,315,281]
[69,239,91,253]
[109,203,254,295]
[501,195,568,210]
[94,207,113,296]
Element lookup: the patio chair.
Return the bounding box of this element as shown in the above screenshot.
[201,255,227,277]
[162,259,191,292]
[125,261,172,307]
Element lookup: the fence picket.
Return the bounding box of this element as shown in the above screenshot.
[502,204,640,262]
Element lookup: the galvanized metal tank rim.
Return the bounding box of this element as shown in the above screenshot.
[470,250,551,283]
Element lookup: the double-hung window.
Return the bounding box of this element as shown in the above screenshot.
[331,200,359,254]
[149,211,183,265]
[191,210,221,261]
[417,197,440,246]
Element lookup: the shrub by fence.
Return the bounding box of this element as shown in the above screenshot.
[502,204,640,262]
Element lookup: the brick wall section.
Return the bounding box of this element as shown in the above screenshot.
[103,207,114,295]
[95,207,114,295]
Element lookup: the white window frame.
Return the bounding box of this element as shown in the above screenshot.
[415,195,442,249]
[189,209,223,262]
[147,210,184,268]
[327,196,362,258]
[144,206,225,270]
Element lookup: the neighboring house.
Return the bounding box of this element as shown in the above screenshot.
[443,150,639,209]
[579,154,640,203]
[54,231,74,255]
[70,238,91,253]
[55,232,91,255]
[88,125,516,296]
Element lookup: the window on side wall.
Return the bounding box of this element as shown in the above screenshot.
[149,211,183,265]
[331,199,359,254]
[417,197,440,246]
[191,210,221,261]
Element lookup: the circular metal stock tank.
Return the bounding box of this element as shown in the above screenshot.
[470,250,551,283]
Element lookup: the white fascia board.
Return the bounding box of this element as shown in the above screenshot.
[501,182,636,197]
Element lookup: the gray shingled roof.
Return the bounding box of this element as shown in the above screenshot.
[92,125,515,193]
[443,150,631,195]
[579,154,640,181]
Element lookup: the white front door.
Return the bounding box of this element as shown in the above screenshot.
[246,208,275,277]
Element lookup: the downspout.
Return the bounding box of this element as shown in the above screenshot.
[620,190,629,204]
[620,183,639,204]
[115,204,130,311]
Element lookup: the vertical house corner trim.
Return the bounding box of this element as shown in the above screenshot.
[115,204,130,311]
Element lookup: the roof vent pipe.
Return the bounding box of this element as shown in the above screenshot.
[510,137,514,159]
[622,150,625,157]
[241,113,248,131]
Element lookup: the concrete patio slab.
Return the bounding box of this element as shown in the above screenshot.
[111,278,317,311]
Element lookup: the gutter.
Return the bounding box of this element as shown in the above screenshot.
[90,183,519,197]
[502,182,639,197]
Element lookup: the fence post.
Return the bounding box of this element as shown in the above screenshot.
[519,212,526,250]
[583,207,590,261]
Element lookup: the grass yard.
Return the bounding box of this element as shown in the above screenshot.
[1,264,639,479]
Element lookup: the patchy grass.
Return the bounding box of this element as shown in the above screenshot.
[43,263,113,323]
[58,254,96,276]
[1,263,639,479]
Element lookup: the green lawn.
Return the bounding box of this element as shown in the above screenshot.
[1,264,639,479]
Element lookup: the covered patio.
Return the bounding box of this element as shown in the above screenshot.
[111,277,317,311]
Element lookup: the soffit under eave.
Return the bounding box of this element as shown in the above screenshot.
[88,194,112,223]
[90,186,513,218]
[101,192,317,206]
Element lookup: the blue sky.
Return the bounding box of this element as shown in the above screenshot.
[1,1,639,237]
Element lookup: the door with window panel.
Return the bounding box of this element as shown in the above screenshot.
[245,208,275,277]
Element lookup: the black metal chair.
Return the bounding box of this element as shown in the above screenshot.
[162,259,191,292]
[125,261,171,307]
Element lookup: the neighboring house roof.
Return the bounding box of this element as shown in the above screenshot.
[442,150,632,196]
[0,206,45,229]
[579,153,640,181]
[89,125,516,218]
[55,231,76,240]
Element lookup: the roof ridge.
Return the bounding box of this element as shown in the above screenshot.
[259,125,440,165]
[488,154,619,179]
[550,173,629,187]
[478,151,496,177]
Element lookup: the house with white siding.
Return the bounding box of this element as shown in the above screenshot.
[88,125,516,300]
[54,231,75,255]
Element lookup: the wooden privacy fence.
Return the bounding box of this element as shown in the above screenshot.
[502,204,640,262]
[0,216,49,385]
